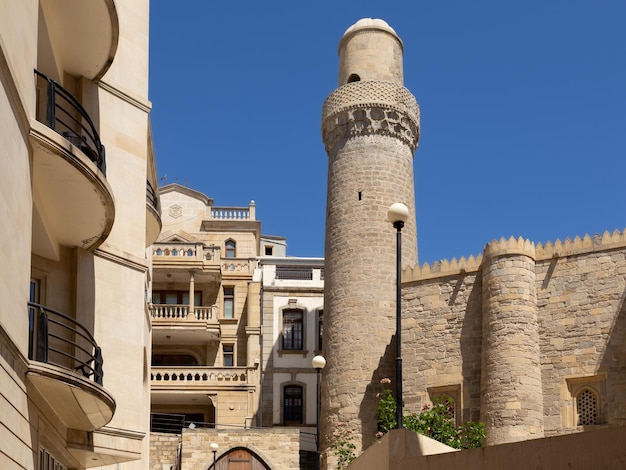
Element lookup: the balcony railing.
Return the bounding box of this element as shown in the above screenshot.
[151,304,216,321]
[153,243,220,262]
[146,179,160,213]
[35,70,106,174]
[28,302,103,385]
[151,366,248,384]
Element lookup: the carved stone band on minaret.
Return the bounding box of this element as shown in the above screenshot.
[322,81,420,154]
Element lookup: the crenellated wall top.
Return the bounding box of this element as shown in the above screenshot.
[403,229,626,283]
[483,236,535,261]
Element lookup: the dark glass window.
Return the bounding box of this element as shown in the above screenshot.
[223,345,234,367]
[282,309,303,350]
[284,385,303,424]
[224,287,234,318]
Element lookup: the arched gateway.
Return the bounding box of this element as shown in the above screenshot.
[210,447,271,470]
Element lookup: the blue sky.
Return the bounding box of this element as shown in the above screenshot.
[149,1,626,264]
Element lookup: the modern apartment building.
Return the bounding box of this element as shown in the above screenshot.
[1,1,158,469]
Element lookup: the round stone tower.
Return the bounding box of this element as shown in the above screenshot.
[481,237,544,445]
[321,18,420,458]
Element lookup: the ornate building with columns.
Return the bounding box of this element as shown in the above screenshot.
[149,184,263,430]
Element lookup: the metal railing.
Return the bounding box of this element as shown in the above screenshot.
[28,302,103,385]
[146,179,160,213]
[275,266,314,280]
[35,70,106,174]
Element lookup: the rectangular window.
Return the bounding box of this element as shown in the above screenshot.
[223,287,234,318]
[223,344,234,367]
[282,309,303,350]
[39,447,67,470]
[284,385,303,424]
[318,310,323,351]
[265,245,273,256]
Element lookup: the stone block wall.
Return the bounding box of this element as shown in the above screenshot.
[400,233,626,443]
[180,427,300,470]
[150,433,180,470]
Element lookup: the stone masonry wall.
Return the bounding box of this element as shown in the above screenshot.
[481,240,544,445]
[180,427,300,470]
[400,233,626,444]
[150,432,180,470]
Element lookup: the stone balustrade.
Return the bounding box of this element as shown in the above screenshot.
[150,366,248,384]
[150,304,217,321]
[211,201,255,221]
[152,242,220,262]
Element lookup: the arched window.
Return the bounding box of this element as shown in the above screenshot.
[577,388,599,425]
[225,239,236,258]
[283,385,303,425]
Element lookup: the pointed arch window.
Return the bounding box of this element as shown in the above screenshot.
[225,239,236,258]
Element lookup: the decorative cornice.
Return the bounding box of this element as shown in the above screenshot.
[322,81,420,153]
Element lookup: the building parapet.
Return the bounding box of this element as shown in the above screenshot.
[404,230,626,283]
[211,201,256,221]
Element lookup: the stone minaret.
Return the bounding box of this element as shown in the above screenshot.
[321,18,420,459]
[481,237,544,445]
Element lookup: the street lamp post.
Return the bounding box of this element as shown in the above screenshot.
[388,203,408,429]
[210,442,219,469]
[312,355,326,470]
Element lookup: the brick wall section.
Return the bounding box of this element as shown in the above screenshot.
[150,432,180,470]
[180,428,300,470]
[400,235,626,444]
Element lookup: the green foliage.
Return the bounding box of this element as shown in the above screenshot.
[376,389,397,435]
[375,385,485,450]
[330,422,357,469]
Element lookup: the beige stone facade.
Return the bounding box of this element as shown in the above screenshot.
[401,234,626,445]
[258,257,324,450]
[1,1,157,469]
[149,184,262,431]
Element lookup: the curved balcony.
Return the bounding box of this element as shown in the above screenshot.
[146,179,162,246]
[30,71,114,260]
[40,0,119,80]
[27,302,116,431]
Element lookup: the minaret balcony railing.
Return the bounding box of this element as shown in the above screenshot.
[35,70,106,174]
[28,302,103,385]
